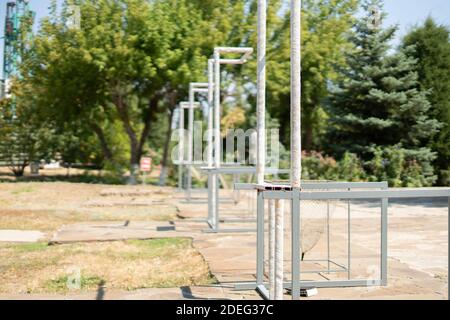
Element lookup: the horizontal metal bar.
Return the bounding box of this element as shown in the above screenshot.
[301,269,348,274]
[179,102,201,109]
[302,182,388,189]
[263,188,450,200]
[202,228,257,234]
[234,183,256,191]
[219,59,247,65]
[215,47,254,54]
[201,166,289,174]
[190,82,209,88]
[220,218,257,223]
[192,88,209,94]
[234,181,388,191]
[234,279,382,291]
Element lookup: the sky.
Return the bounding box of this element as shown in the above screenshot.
[0,0,449,78]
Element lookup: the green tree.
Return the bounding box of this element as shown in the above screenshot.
[258,0,359,150]
[0,84,61,177]
[402,18,450,186]
[329,0,440,186]
[22,0,261,184]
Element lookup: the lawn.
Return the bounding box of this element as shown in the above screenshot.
[0,238,215,294]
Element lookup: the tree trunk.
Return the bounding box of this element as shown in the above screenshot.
[90,123,114,162]
[113,89,160,185]
[114,94,140,184]
[159,108,175,186]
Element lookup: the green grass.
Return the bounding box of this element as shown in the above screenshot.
[0,238,214,294]
[46,275,105,292]
[11,186,35,195]
[5,242,49,253]
[124,238,191,259]
[127,238,189,250]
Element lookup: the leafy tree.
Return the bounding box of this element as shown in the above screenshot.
[329,0,440,185]
[0,84,61,177]
[22,0,264,184]
[257,0,359,150]
[402,18,450,185]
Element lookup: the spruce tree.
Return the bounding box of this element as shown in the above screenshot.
[329,0,440,185]
[403,18,450,186]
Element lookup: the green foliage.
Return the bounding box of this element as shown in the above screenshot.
[258,0,358,150]
[403,18,450,186]
[301,151,366,182]
[365,146,435,187]
[329,0,440,185]
[0,94,61,177]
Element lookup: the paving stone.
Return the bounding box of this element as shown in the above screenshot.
[0,230,45,243]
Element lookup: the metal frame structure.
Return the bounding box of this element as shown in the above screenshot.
[233,184,450,300]
[202,166,290,233]
[185,82,210,201]
[233,0,450,301]
[201,46,261,233]
[177,101,200,193]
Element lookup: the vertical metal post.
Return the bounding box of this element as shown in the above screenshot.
[207,173,213,224]
[290,0,302,189]
[214,174,220,229]
[381,197,388,286]
[291,189,301,300]
[207,60,215,226]
[274,199,285,300]
[257,190,265,285]
[269,199,275,299]
[214,51,221,170]
[211,50,221,231]
[207,59,214,168]
[290,0,302,301]
[448,197,449,300]
[327,200,330,273]
[187,86,194,201]
[178,106,184,191]
[348,197,351,280]
[256,0,267,186]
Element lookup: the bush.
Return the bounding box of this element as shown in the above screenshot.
[365,146,436,187]
[301,151,365,182]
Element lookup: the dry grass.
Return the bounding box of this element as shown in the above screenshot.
[0,238,215,294]
[0,182,179,237]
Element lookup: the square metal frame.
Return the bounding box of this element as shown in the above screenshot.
[234,182,450,300]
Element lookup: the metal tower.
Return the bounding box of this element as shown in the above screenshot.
[2,0,34,98]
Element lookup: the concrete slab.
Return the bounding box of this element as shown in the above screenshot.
[49,221,182,244]
[0,230,45,243]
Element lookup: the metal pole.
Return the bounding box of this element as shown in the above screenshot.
[207,59,214,168]
[179,106,184,190]
[290,0,302,301]
[187,86,194,201]
[448,197,449,300]
[257,0,267,186]
[381,198,388,286]
[348,197,351,280]
[211,50,221,230]
[291,189,301,300]
[291,0,302,189]
[327,200,330,273]
[269,199,275,299]
[256,191,265,285]
[274,199,285,300]
[214,51,221,169]
[207,59,215,225]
